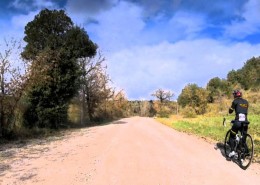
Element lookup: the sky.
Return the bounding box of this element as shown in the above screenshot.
[1,0,260,100]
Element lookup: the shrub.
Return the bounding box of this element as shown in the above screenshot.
[181,106,197,118]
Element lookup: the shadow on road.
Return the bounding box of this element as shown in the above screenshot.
[0,164,11,176]
[215,142,245,169]
[112,120,127,124]
[89,119,128,127]
[215,142,227,158]
[215,142,235,163]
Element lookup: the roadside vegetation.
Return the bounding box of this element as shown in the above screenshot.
[156,114,260,163]
[153,58,260,163]
[0,9,129,141]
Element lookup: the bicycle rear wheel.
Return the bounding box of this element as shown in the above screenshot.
[224,130,232,157]
[239,133,254,170]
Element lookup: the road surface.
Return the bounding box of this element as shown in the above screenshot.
[1,117,260,185]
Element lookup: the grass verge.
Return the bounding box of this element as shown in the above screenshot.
[156,114,260,163]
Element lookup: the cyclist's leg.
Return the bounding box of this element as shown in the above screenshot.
[239,133,254,169]
[242,124,249,153]
[229,130,236,151]
[242,123,248,135]
[229,121,240,151]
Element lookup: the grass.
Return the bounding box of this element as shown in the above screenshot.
[156,114,260,163]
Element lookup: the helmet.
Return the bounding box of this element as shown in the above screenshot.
[233,90,242,98]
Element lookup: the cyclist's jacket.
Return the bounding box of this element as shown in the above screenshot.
[229,97,249,121]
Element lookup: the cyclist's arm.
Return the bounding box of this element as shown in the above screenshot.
[229,101,236,114]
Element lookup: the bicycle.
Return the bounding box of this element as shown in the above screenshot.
[223,118,254,170]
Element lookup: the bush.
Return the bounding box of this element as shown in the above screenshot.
[181,106,197,118]
[157,110,170,118]
[250,104,260,114]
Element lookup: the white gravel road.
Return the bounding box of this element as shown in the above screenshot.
[1,117,260,185]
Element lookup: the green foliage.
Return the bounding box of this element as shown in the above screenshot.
[239,57,260,90]
[227,57,260,90]
[178,83,209,114]
[206,77,232,102]
[157,115,260,162]
[21,9,97,128]
[22,9,73,60]
[227,69,241,86]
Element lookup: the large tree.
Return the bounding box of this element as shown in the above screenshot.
[206,77,232,102]
[152,88,174,103]
[227,57,260,90]
[178,83,208,114]
[21,9,97,128]
[151,88,174,117]
[239,57,260,90]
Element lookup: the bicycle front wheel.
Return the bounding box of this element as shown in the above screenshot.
[224,129,232,158]
[239,133,254,170]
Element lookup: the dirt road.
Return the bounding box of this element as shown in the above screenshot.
[1,117,260,185]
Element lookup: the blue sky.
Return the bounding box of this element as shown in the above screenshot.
[1,0,260,100]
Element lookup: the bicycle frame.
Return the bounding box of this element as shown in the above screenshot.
[223,118,254,170]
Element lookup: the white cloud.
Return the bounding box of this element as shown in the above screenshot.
[168,11,206,38]
[136,11,206,45]
[0,11,39,42]
[66,0,114,26]
[2,0,59,40]
[11,11,38,30]
[11,0,57,11]
[85,1,145,51]
[66,0,117,15]
[224,0,260,39]
[32,0,57,9]
[65,0,259,100]
[106,39,260,100]
[11,0,31,10]
[67,1,207,50]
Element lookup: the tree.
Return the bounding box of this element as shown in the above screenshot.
[227,57,260,90]
[178,83,208,114]
[21,9,97,128]
[207,77,232,102]
[151,88,174,103]
[0,38,28,137]
[227,69,240,85]
[79,52,114,122]
[139,100,156,117]
[207,77,222,102]
[239,57,260,90]
[151,88,174,117]
[109,91,129,119]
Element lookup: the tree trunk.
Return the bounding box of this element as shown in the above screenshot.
[0,69,5,137]
[0,109,3,137]
[81,88,86,125]
[86,87,93,122]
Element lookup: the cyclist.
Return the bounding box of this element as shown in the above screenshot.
[228,90,249,157]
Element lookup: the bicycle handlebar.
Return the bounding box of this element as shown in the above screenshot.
[223,117,226,127]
